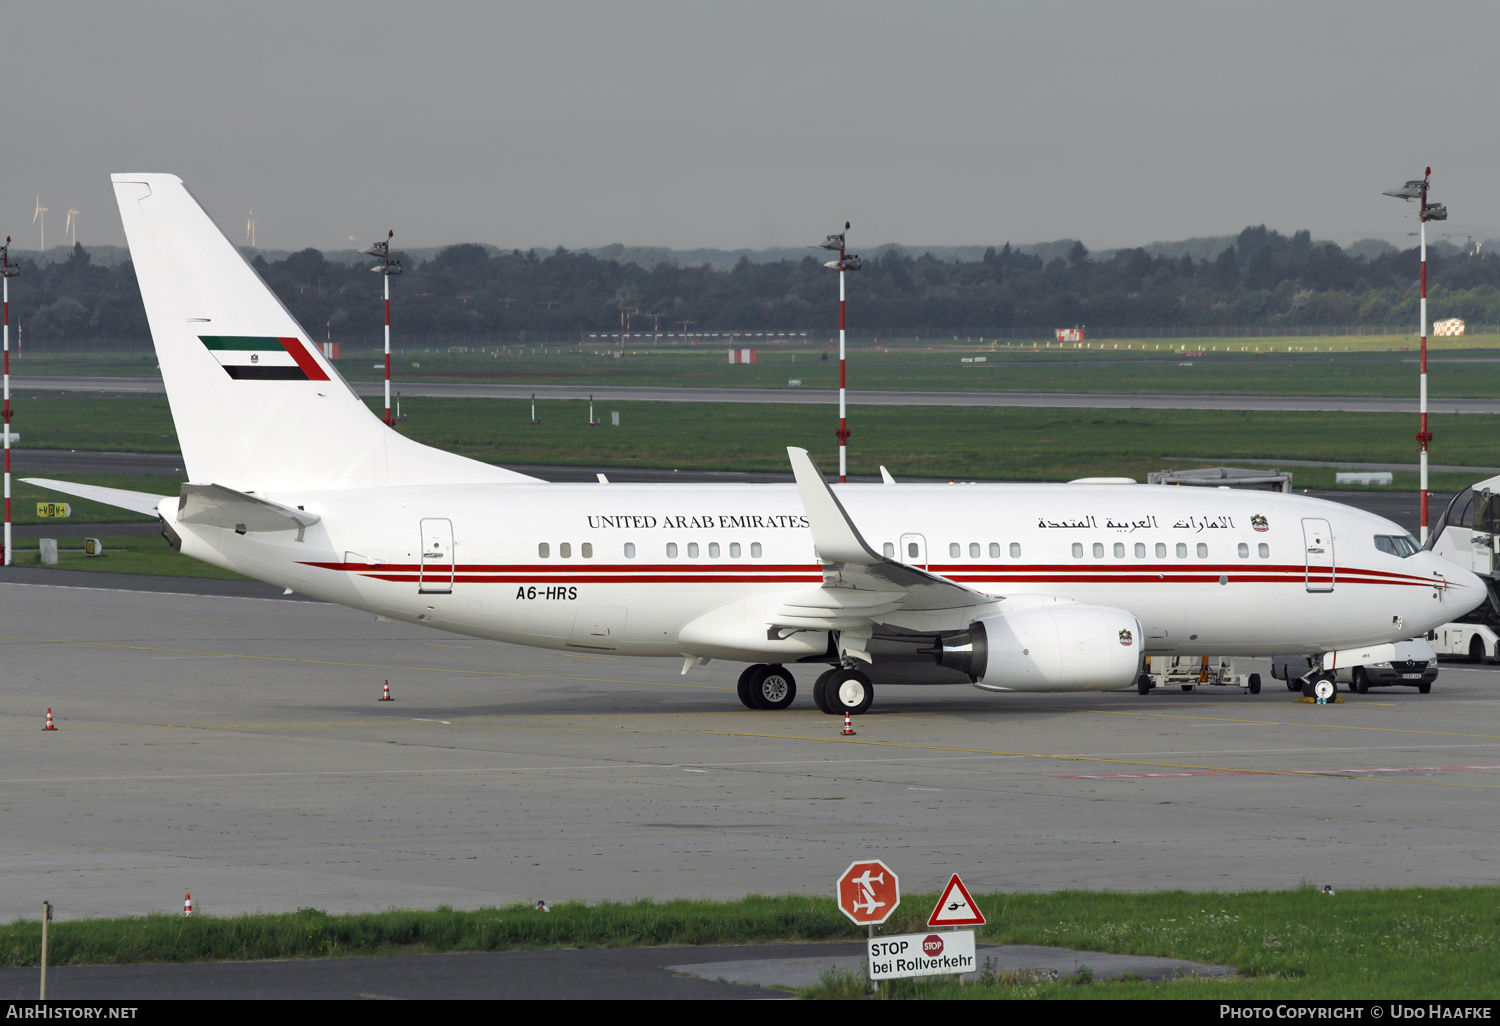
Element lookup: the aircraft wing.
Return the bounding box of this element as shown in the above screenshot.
[782,447,996,660]
[22,478,170,517]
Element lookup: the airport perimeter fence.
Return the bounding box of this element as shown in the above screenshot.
[16,323,1500,354]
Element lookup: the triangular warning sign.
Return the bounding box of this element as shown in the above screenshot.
[927,873,986,927]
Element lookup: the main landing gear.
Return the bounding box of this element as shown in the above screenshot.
[736,664,797,710]
[735,663,875,714]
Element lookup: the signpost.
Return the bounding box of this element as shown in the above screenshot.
[868,930,977,981]
[837,859,899,926]
[927,873,986,927]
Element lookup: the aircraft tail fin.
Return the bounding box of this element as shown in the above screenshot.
[110,174,539,492]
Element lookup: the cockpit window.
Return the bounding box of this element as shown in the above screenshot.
[1375,534,1420,558]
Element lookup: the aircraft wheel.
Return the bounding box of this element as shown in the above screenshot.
[827,668,874,716]
[1352,668,1370,694]
[736,665,763,709]
[748,664,797,710]
[1312,678,1336,702]
[812,668,837,714]
[1248,673,1261,695]
[1136,674,1152,695]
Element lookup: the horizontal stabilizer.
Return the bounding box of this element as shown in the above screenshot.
[178,483,321,534]
[22,478,169,517]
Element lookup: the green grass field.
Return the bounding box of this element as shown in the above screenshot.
[17,339,1500,398]
[2,887,1496,999]
[10,394,1493,494]
[5,532,250,580]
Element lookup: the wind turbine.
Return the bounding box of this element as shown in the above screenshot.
[33,196,48,252]
[245,209,258,248]
[64,209,80,247]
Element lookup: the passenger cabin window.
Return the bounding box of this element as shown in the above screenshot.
[624,542,636,558]
[1092,542,1105,558]
[751,542,763,558]
[908,542,920,559]
[883,542,895,558]
[709,542,720,558]
[582,543,593,558]
[1009,542,1021,558]
[1134,542,1146,558]
[1113,542,1125,558]
[559,542,572,558]
[1258,542,1269,558]
[538,542,550,558]
[730,542,741,558]
[666,542,678,558]
[1072,543,1084,558]
[949,543,961,558]
[1196,542,1209,558]
[1155,543,1167,558]
[1375,534,1420,558]
[989,542,1001,558]
[687,542,700,558]
[969,542,980,558]
[1237,542,1249,558]
[1176,543,1187,558]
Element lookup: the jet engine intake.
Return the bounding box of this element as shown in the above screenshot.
[954,602,1143,692]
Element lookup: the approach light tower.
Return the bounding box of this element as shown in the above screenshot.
[818,223,861,482]
[1,238,17,566]
[365,230,402,425]
[1383,169,1448,543]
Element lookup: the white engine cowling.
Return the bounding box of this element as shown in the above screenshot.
[936,601,1143,692]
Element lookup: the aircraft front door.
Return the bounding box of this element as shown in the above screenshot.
[899,533,928,570]
[1302,517,1334,593]
[419,518,454,594]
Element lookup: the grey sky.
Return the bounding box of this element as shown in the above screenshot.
[3,1,1495,254]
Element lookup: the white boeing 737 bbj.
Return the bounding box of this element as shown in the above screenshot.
[26,175,1488,715]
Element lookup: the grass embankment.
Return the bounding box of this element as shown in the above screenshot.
[19,341,1500,397]
[2,887,1497,1000]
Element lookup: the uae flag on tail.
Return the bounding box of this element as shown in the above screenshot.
[198,336,329,380]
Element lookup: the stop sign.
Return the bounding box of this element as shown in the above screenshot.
[837,859,900,925]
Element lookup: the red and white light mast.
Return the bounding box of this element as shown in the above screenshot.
[1383,169,1447,543]
[1,238,16,566]
[818,223,861,482]
[364,230,402,425]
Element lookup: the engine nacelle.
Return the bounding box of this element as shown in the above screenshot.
[936,601,1143,692]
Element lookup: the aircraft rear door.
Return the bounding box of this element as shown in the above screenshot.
[1302,517,1334,593]
[419,518,455,594]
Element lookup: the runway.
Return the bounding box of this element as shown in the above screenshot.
[4,577,1500,926]
[17,375,1500,414]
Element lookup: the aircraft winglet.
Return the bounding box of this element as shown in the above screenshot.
[786,447,880,565]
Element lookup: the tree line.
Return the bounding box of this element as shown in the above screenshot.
[11,226,1500,345]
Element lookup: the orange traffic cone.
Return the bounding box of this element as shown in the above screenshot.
[183,891,193,916]
[43,709,57,731]
[841,711,856,736]
[379,680,393,702]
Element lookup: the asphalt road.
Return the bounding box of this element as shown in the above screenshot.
[0,940,1232,999]
[4,579,1500,931]
[17,375,1500,413]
